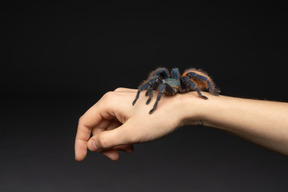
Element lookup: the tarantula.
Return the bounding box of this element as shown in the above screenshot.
[132,67,220,114]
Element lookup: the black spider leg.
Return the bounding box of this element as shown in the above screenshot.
[148,82,177,114]
[133,68,170,106]
[149,83,166,114]
[152,68,170,79]
[145,86,154,104]
[181,76,208,99]
[186,72,220,95]
[146,79,176,106]
[132,77,159,105]
[164,83,177,95]
[171,68,180,79]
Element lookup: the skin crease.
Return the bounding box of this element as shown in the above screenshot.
[75,88,288,161]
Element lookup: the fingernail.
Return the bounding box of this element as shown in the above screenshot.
[91,139,98,151]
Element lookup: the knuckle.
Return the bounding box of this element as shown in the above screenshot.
[78,115,85,125]
[102,91,115,100]
[78,115,90,130]
[114,87,125,92]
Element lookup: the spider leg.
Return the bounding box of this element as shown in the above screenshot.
[146,81,176,105]
[145,86,152,96]
[149,83,166,114]
[171,68,180,79]
[186,72,220,95]
[133,84,149,106]
[165,83,177,95]
[151,67,170,79]
[133,68,171,106]
[146,87,153,104]
[181,76,208,99]
[132,77,160,105]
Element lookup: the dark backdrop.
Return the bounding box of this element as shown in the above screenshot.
[2,2,288,192]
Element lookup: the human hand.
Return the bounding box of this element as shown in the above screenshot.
[75,88,203,161]
[75,86,288,160]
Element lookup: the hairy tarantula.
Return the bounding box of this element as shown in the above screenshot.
[132,67,220,114]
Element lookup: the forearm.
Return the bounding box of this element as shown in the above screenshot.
[183,93,288,155]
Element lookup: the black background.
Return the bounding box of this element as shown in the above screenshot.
[2,2,288,192]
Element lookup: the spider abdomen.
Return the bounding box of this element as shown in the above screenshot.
[190,77,209,89]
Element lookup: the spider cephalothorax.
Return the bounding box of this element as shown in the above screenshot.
[132,67,220,114]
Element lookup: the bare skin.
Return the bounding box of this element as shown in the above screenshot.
[75,88,288,161]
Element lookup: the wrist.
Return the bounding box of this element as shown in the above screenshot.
[175,92,206,126]
[178,91,221,127]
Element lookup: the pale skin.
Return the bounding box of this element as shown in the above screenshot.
[75,88,288,161]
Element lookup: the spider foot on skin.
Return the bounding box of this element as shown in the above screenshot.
[200,95,208,100]
[149,108,156,114]
[146,98,152,105]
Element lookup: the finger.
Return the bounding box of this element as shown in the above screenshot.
[104,119,122,131]
[88,122,134,151]
[101,145,134,161]
[75,91,134,161]
[90,119,126,160]
[89,119,133,153]
[75,93,115,161]
[89,117,122,161]
[91,118,118,136]
[75,121,100,161]
[88,137,134,153]
[102,150,120,161]
[113,144,134,153]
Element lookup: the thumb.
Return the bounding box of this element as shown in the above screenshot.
[88,125,133,151]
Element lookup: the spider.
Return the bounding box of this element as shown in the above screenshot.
[132,67,220,114]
